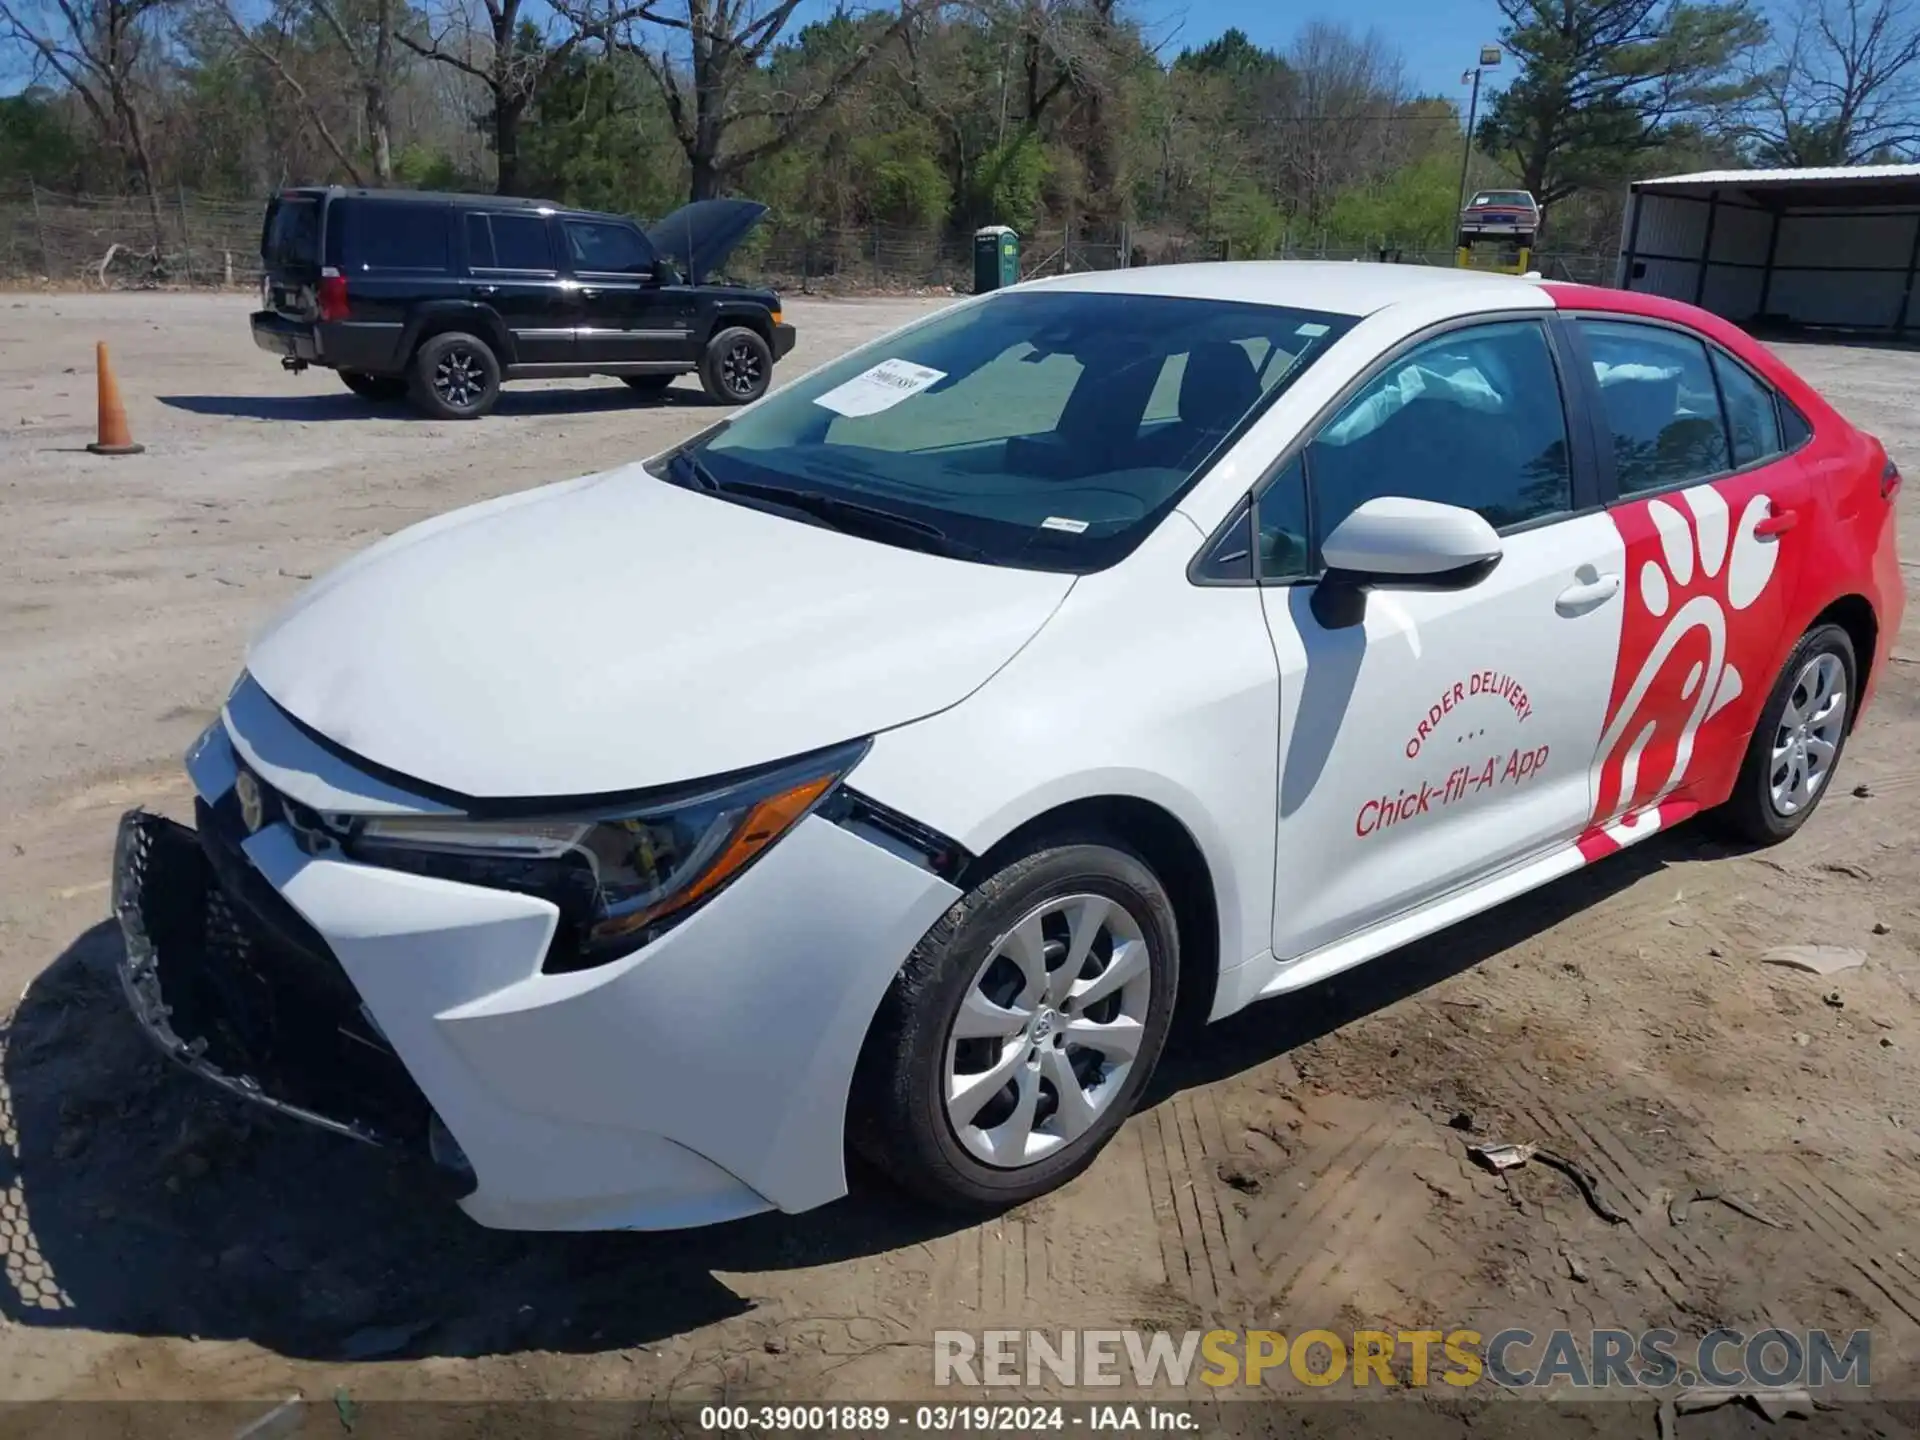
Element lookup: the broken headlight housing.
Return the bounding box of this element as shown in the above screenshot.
[338,738,869,972]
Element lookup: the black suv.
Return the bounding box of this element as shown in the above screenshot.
[251,187,796,419]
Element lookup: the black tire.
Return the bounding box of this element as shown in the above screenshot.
[1710,622,1857,846]
[699,326,774,405]
[850,839,1179,1213]
[409,332,501,419]
[339,370,408,402]
[621,374,677,394]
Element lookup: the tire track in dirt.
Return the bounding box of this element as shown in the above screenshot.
[1769,1163,1920,1329]
[1140,1095,1242,1313]
[1499,1075,1720,1317]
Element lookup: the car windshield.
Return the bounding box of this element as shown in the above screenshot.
[1470,191,1533,208]
[665,290,1356,573]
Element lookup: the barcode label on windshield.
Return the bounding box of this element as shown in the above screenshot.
[813,359,947,418]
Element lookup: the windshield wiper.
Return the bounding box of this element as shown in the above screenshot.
[665,449,724,494]
[667,454,991,564]
[739,484,993,564]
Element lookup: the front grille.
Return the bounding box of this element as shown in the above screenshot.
[117,810,433,1146]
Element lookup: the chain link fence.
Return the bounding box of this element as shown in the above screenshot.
[1,183,269,288]
[0,182,1616,292]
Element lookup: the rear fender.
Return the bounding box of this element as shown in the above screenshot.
[401,302,514,366]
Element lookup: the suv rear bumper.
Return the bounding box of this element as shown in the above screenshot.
[251,311,404,375]
[773,322,796,360]
[252,310,320,363]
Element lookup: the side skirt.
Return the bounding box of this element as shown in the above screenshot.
[1226,799,1702,1010]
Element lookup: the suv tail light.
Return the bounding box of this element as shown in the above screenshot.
[1884,457,1902,500]
[317,267,349,322]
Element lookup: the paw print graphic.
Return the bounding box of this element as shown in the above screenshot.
[1590,483,1782,840]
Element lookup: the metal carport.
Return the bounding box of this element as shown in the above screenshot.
[1616,164,1920,335]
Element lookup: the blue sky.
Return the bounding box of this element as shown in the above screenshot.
[1133,0,1509,98]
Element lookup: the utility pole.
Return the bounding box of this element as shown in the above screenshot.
[1458,45,1502,210]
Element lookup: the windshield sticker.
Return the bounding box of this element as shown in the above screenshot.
[813,358,946,418]
[1041,516,1090,534]
[1295,322,1331,337]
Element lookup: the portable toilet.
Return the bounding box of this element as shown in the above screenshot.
[973,226,1020,293]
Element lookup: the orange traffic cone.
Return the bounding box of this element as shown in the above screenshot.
[86,341,144,456]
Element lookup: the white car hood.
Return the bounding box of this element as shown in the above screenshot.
[244,464,1073,799]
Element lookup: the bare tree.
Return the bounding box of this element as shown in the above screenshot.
[399,0,581,192]
[211,0,404,183]
[1,0,171,249]
[1741,0,1920,163]
[565,0,936,201]
[1278,22,1408,224]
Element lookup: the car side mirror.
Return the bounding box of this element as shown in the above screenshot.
[1312,497,1502,628]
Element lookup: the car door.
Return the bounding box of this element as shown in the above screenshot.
[462,210,574,366]
[561,218,691,366]
[1258,317,1628,960]
[1563,316,1814,854]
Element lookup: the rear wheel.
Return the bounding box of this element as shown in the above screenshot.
[699,326,773,405]
[851,840,1179,1213]
[1711,623,1856,845]
[340,370,408,402]
[409,332,501,420]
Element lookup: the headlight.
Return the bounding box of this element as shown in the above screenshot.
[340,738,869,972]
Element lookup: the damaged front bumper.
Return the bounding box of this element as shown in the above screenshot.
[112,808,463,1183]
[107,699,967,1231]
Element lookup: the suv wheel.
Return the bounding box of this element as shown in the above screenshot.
[850,840,1179,1213]
[699,326,773,405]
[340,371,408,402]
[410,332,501,420]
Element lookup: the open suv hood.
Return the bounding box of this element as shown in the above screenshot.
[646,199,768,284]
[242,465,1072,800]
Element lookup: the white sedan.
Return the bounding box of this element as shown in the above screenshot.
[113,262,1903,1229]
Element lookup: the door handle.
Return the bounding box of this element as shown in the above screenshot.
[1555,572,1621,615]
[1753,504,1799,537]
[473,284,499,297]
[578,287,599,298]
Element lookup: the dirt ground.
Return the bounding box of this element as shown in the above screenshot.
[2,292,1919,1435]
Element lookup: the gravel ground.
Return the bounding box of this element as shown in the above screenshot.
[2,291,1918,1434]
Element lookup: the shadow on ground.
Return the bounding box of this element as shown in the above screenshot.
[0,823,1711,1364]
[157,382,708,423]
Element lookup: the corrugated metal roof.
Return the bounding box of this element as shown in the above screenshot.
[1635,164,1920,189]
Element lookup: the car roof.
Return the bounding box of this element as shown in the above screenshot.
[281,186,623,223]
[1014,260,1551,320]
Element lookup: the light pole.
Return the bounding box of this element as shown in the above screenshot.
[1458,45,1502,211]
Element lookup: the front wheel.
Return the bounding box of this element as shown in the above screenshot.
[699,326,773,405]
[1711,622,1856,845]
[409,332,501,419]
[851,841,1179,1213]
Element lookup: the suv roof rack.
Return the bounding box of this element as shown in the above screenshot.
[282,186,564,210]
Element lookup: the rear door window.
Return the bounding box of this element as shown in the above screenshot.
[1578,319,1731,494]
[1711,349,1784,467]
[334,199,451,273]
[473,212,556,272]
